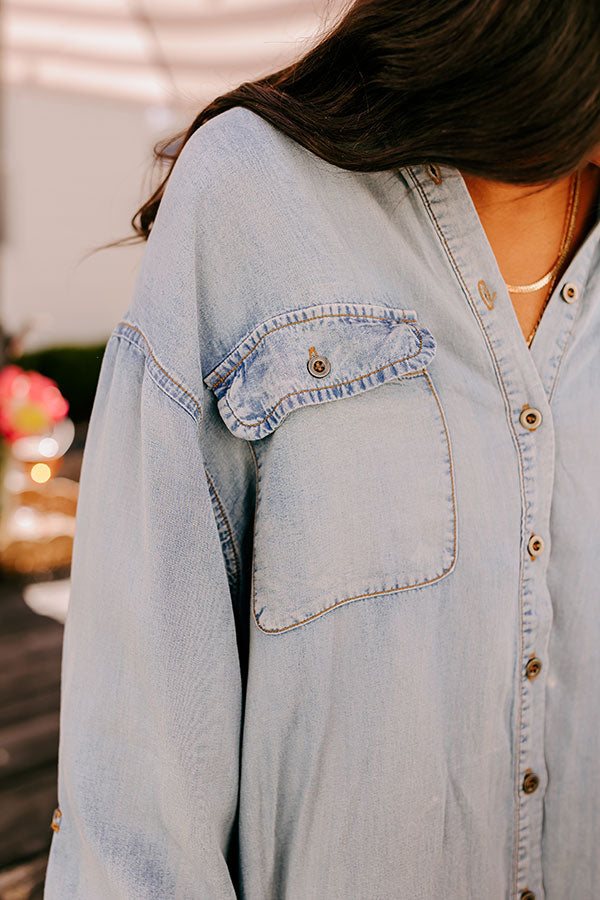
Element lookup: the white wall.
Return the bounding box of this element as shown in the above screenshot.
[1,85,188,350]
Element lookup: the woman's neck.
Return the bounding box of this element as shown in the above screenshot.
[461,163,600,344]
[462,164,599,269]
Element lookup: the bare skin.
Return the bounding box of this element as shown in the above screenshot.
[462,153,600,344]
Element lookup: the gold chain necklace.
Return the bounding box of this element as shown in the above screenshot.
[504,170,581,347]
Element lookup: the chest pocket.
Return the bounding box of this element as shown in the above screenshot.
[204,301,456,634]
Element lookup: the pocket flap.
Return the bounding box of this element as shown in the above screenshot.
[203,302,437,440]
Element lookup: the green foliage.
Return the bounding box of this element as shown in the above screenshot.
[12,342,108,423]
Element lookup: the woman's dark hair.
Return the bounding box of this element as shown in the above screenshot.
[131,0,600,241]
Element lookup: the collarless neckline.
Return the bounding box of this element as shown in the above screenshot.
[402,162,600,401]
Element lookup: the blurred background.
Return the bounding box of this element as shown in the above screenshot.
[0,1,342,895]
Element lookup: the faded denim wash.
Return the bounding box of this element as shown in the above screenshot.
[44,106,600,899]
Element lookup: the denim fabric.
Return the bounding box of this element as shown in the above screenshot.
[44,106,600,899]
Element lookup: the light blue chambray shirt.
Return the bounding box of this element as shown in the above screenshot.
[43,106,600,900]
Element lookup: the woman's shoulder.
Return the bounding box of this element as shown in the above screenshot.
[118,108,325,403]
[182,105,286,159]
[170,106,323,200]
[165,104,368,228]
[121,106,415,401]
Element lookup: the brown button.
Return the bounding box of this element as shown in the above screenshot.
[521,891,536,900]
[561,282,578,303]
[525,656,542,680]
[527,534,544,558]
[523,771,540,794]
[307,355,331,378]
[519,406,543,431]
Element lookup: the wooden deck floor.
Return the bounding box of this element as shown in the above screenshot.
[0,569,65,899]
[0,433,85,900]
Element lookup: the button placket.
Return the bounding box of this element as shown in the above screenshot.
[520,397,547,894]
[520,405,545,715]
[509,383,552,894]
[406,166,563,898]
[518,504,549,894]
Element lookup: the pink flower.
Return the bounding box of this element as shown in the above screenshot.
[0,365,69,443]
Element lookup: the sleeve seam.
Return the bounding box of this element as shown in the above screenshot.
[112,322,203,424]
[204,465,241,601]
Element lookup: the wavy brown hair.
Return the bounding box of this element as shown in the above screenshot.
[130,0,600,242]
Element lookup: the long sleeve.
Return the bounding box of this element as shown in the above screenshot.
[43,327,242,898]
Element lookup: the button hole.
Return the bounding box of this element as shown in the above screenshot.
[426,163,443,185]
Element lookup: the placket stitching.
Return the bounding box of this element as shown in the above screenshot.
[404,165,545,899]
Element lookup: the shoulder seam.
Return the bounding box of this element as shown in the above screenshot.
[114,321,203,422]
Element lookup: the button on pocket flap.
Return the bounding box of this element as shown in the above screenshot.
[203,302,437,440]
